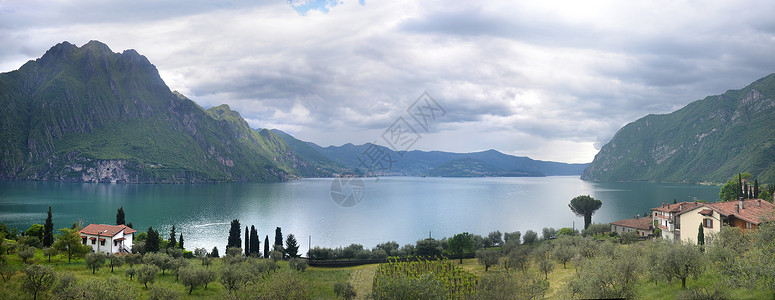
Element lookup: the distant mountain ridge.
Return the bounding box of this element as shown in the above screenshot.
[0,41,324,182]
[272,130,588,177]
[582,73,775,184]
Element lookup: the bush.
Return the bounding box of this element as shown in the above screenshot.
[582,223,611,236]
[620,231,640,244]
[333,281,356,300]
[371,273,446,300]
[557,227,576,237]
[678,287,728,300]
[474,270,549,299]
[289,258,308,272]
[236,270,312,299]
[148,286,179,300]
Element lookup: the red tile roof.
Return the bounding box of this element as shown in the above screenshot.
[79,224,137,237]
[704,199,775,225]
[651,201,704,213]
[611,216,653,230]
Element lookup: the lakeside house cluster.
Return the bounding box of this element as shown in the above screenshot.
[611,198,775,243]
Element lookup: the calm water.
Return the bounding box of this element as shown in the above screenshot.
[0,176,719,254]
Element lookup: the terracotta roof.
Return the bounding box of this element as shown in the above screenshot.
[699,209,713,216]
[651,201,704,213]
[80,224,137,237]
[704,199,775,225]
[611,216,653,230]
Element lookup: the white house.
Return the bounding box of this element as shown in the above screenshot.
[651,201,703,241]
[79,224,136,254]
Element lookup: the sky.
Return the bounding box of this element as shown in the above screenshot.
[2,1,775,163]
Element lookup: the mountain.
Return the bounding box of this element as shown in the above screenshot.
[582,73,775,184]
[0,40,319,183]
[424,158,545,177]
[272,134,587,176]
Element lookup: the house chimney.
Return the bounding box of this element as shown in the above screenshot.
[759,199,762,207]
[635,215,639,219]
[740,200,744,210]
[679,204,683,210]
[662,203,665,207]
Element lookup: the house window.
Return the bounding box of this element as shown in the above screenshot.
[704,219,713,228]
[91,239,96,245]
[746,222,753,229]
[100,240,105,246]
[82,237,87,244]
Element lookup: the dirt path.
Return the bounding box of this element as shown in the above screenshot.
[348,265,378,299]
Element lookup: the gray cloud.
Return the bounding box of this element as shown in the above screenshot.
[2,0,775,163]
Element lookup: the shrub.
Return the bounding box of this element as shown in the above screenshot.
[289,258,308,272]
[372,273,445,300]
[333,281,356,300]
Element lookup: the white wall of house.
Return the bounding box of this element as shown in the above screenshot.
[680,206,721,244]
[81,230,133,254]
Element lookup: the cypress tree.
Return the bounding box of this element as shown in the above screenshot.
[250,226,260,256]
[227,219,241,249]
[43,206,54,247]
[178,233,184,249]
[146,227,160,252]
[169,225,177,249]
[738,173,742,199]
[698,223,705,247]
[264,235,270,258]
[116,207,126,225]
[754,179,760,198]
[275,227,283,247]
[245,226,250,256]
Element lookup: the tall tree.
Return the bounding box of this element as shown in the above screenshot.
[53,227,89,262]
[264,235,270,258]
[274,227,283,247]
[286,234,299,258]
[739,173,743,199]
[569,195,603,230]
[146,227,160,253]
[755,179,760,198]
[245,226,250,256]
[116,207,126,225]
[169,225,177,249]
[250,226,260,256]
[178,233,184,249]
[227,219,241,249]
[448,232,474,264]
[43,207,53,247]
[698,223,705,247]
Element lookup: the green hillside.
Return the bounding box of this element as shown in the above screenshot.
[582,73,775,184]
[0,41,316,183]
[424,158,544,177]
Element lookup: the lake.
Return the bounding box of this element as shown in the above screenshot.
[0,176,720,254]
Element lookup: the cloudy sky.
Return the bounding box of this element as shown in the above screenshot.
[2,0,775,163]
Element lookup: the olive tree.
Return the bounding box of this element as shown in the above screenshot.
[476,248,501,271]
[85,252,107,274]
[22,265,56,300]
